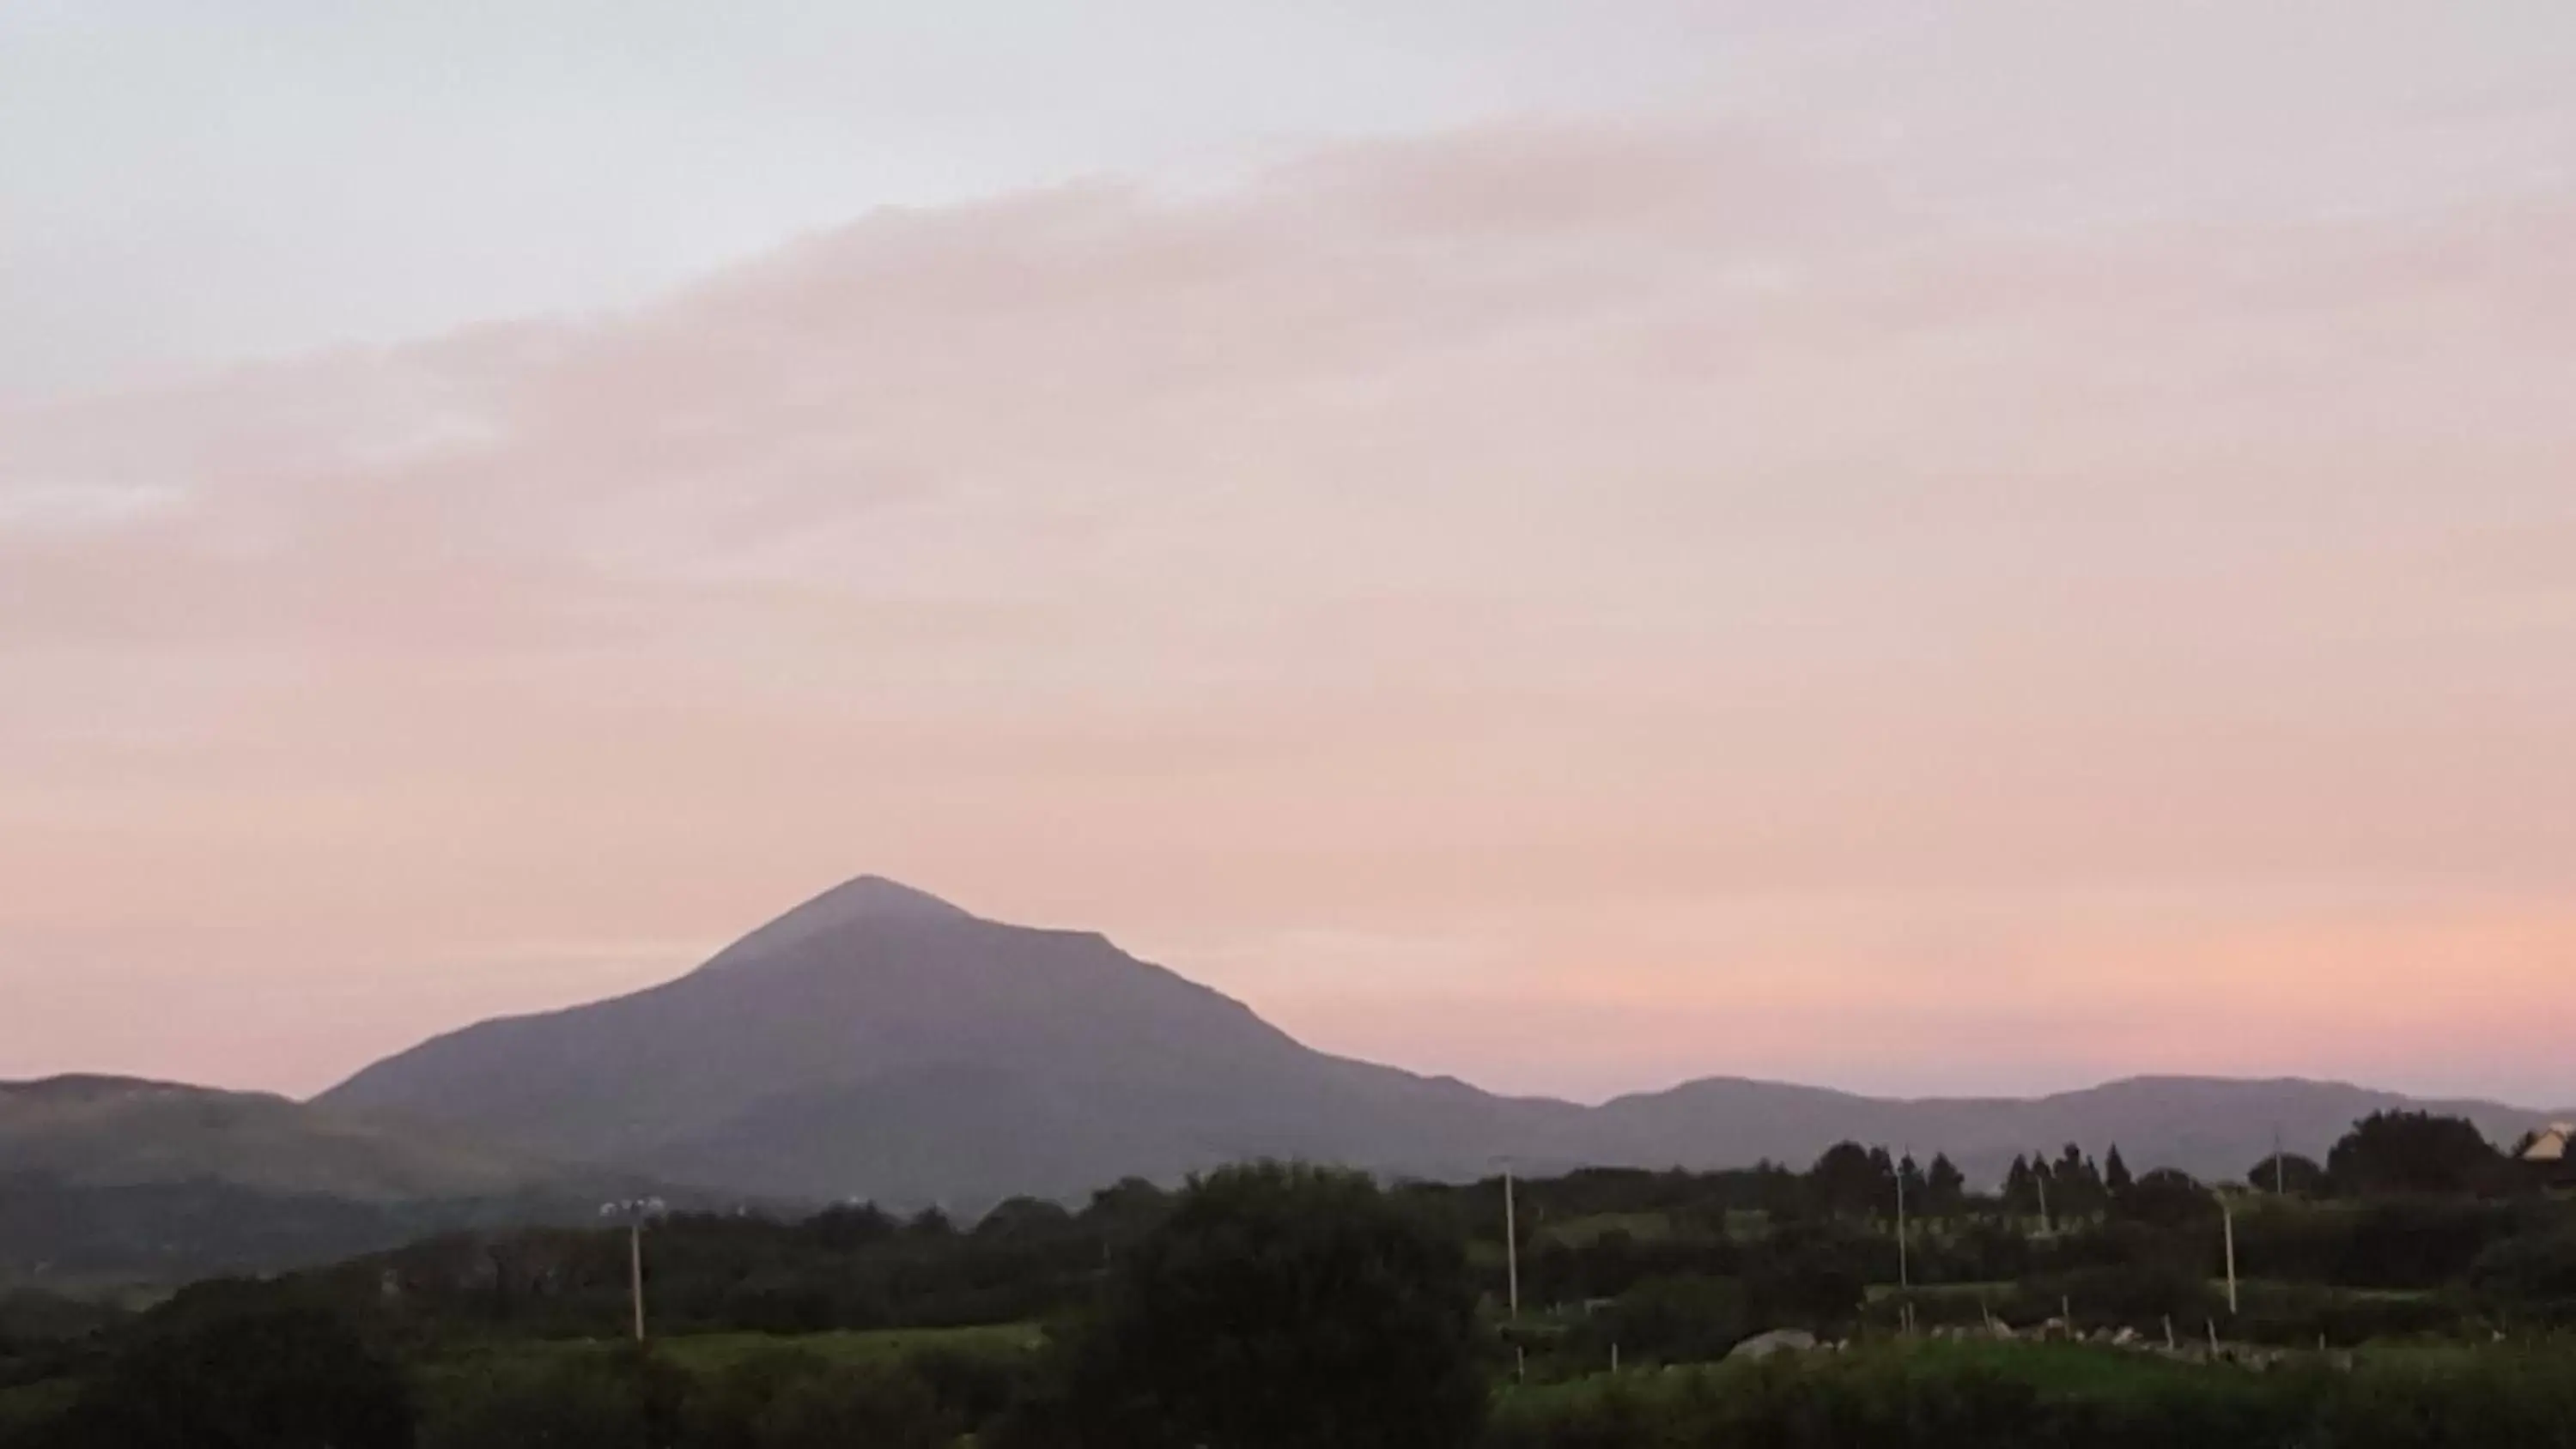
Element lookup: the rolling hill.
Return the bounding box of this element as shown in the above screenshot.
[1,1074,586,1201]
[0,1076,682,1285]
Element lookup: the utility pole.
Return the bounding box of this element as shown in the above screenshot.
[629,1220,647,1343]
[1501,1159,1521,1320]
[2222,1194,2239,1316]
[1895,1147,1911,1293]
[601,1197,665,1344]
[2274,1127,2286,1196]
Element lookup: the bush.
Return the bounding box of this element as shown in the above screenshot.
[1478,1342,2576,1449]
[1575,1275,1750,1366]
[2023,1261,2216,1330]
[2469,1226,2576,1309]
[57,1300,413,1449]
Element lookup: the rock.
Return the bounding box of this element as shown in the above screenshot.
[1728,1329,1820,1361]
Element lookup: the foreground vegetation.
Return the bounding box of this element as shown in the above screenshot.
[3,1110,2570,1446]
[1487,1339,2576,1448]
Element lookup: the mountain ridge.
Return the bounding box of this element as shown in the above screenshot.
[318,876,2572,1204]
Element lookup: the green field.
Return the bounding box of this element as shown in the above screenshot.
[1539,1212,1676,1247]
[420,1320,1043,1380]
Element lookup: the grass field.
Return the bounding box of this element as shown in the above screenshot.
[1539,1213,1675,1247]
[1494,1338,2227,1422]
[1866,1280,2013,1303]
[0,1378,79,1437]
[408,1320,1048,1404]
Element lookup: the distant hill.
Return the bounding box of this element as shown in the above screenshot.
[0,1076,685,1286]
[320,876,2573,1205]
[1584,1075,2573,1188]
[0,1075,581,1201]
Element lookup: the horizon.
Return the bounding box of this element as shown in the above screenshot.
[6,5,2573,1109]
[14,870,2573,1119]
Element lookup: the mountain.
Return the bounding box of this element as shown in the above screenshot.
[321,876,2573,1205]
[324,877,1597,1203]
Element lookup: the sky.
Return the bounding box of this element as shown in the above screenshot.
[4,3,2573,1107]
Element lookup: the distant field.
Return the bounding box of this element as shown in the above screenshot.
[416,1321,1044,1388]
[0,1379,80,1436]
[1539,1213,1674,1246]
[1495,1339,2221,1421]
[1865,1280,2012,1303]
[654,1322,1044,1373]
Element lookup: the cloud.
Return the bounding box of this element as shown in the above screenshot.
[2,119,2571,1096]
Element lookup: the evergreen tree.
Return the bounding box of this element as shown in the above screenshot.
[1807,1143,1890,1220]
[2103,1145,2135,1197]
[2002,1155,2037,1216]
[1896,1155,1929,1219]
[2055,1143,2105,1220]
[1926,1154,1966,1216]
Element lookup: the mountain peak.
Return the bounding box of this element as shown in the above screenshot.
[807,875,972,920]
[697,875,975,973]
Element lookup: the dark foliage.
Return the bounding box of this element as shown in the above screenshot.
[1027,1162,1487,1449]
[2116,1169,2217,1228]
[2246,1152,2327,1197]
[49,1298,413,1449]
[2328,1113,2504,1197]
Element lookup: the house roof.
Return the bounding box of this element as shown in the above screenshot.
[2520,1124,2572,1163]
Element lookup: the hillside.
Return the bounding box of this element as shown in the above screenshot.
[0,1075,579,1202]
[0,1076,691,1286]
[321,876,2572,1205]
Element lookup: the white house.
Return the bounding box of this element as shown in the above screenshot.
[2518,1123,2572,1163]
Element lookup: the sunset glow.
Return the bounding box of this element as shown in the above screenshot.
[4,4,2571,1106]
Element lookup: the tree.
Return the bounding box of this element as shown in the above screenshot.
[1926,1154,1966,1216]
[1742,1223,1870,1331]
[976,1196,1078,1241]
[2056,1144,2105,1221]
[64,1299,414,1449]
[2326,1112,2500,1197]
[2002,1155,2038,1217]
[2102,1145,2135,1198]
[2026,1148,2063,1228]
[1048,1162,1485,1449]
[2118,1169,2219,1229]
[1807,1142,1892,1220]
[801,1202,899,1251]
[2245,1152,2327,1197]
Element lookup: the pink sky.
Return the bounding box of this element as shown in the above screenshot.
[4,14,2574,1106]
